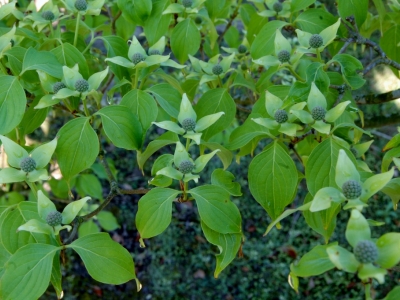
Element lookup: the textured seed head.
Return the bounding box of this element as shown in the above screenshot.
[181,118,196,132]
[42,10,55,21]
[212,64,223,75]
[132,52,146,65]
[238,44,247,54]
[311,106,326,121]
[74,0,88,11]
[274,109,288,123]
[74,79,89,93]
[46,211,63,227]
[179,160,195,174]
[195,16,202,24]
[53,82,66,94]
[354,240,378,264]
[277,50,291,63]
[20,157,36,173]
[273,2,283,13]
[309,34,323,48]
[148,49,161,56]
[342,180,362,199]
[182,0,193,8]
[241,63,248,71]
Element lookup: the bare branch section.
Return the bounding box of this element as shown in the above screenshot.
[356,89,400,105]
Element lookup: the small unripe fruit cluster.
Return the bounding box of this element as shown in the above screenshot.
[179,160,195,174]
[238,45,247,54]
[350,147,358,157]
[311,106,326,121]
[46,211,63,227]
[181,118,196,132]
[74,79,89,93]
[182,0,193,8]
[20,157,36,173]
[277,50,291,63]
[212,64,223,76]
[195,16,202,24]
[309,34,323,49]
[148,49,161,56]
[274,109,288,123]
[241,63,248,71]
[342,180,362,199]
[74,0,88,11]
[353,240,378,264]
[273,2,283,13]
[132,52,146,64]
[53,82,66,94]
[42,10,55,21]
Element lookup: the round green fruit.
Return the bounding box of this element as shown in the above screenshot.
[342,180,362,199]
[274,109,288,123]
[74,79,89,93]
[354,240,378,264]
[20,157,36,173]
[46,211,63,227]
[179,160,195,174]
[309,34,323,49]
[311,106,326,121]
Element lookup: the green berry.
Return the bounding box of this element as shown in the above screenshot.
[353,240,378,264]
[309,34,323,49]
[277,50,291,63]
[179,160,195,174]
[74,79,89,93]
[41,10,55,21]
[181,118,196,132]
[20,157,36,173]
[212,64,223,76]
[74,0,88,11]
[238,45,247,54]
[132,52,146,64]
[273,2,283,13]
[241,63,248,71]
[195,16,202,24]
[53,82,66,94]
[342,180,362,199]
[311,106,326,121]
[46,211,63,227]
[148,49,161,56]
[182,0,193,8]
[274,109,288,123]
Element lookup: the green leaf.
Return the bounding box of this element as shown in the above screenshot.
[361,168,394,202]
[100,36,130,80]
[95,105,142,150]
[226,118,270,150]
[78,220,100,237]
[137,131,179,170]
[97,211,120,231]
[1,202,51,254]
[376,233,400,269]
[329,54,365,89]
[21,48,62,78]
[147,83,181,118]
[56,117,99,182]
[201,221,241,278]
[381,178,400,209]
[144,0,171,45]
[326,245,359,273]
[170,18,200,64]
[291,0,316,13]
[0,243,58,300]
[50,253,63,300]
[205,0,226,20]
[194,89,236,141]
[250,20,287,59]
[0,75,26,135]
[136,188,181,242]
[303,193,340,243]
[68,233,137,284]
[51,43,89,78]
[120,89,158,132]
[294,9,338,34]
[190,185,242,234]
[337,0,368,28]
[135,0,152,21]
[211,169,242,196]
[290,243,336,277]
[76,174,103,199]
[249,142,298,221]
[306,138,355,196]
[345,209,370,248]
[202,142,233,170]
[384,286,400,300]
